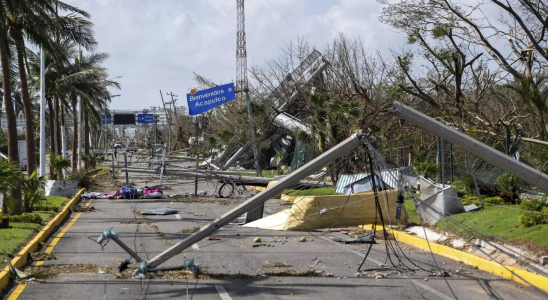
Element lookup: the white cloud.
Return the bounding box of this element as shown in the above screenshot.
[64,0,405,110]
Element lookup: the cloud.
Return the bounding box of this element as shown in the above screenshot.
[64,0,405,110]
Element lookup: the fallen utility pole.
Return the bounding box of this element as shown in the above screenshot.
[132,152,197,161]
[393,101,548,193]
[121,168,332,188]
[144,132,365,269]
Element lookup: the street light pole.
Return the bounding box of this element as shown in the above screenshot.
[39,47,46,176]
[77,96,82,170]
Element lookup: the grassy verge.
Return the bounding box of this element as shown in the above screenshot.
[0,195,70,258]
[0,222,42,256]
[44,196,69,207]
[452,205,548,246]
[404,200,421,223]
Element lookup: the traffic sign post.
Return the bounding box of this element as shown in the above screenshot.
[186,82,236,115]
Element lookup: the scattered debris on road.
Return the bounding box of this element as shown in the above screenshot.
[180,227,200,233]
[121,218,150,225]
[263,262,293,268]
[31,253,57,261]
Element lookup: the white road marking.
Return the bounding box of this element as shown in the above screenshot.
[175,213,199,250]
[215,285,233,300]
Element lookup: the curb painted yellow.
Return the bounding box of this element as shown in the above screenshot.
[360,224,548,292]
[280,194,303,202]
[11,199,96,299]
[0,188,86,293]
[91,170,109,180]
[247,180,280,193]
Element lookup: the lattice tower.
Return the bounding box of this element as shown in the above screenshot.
[236,0,248,98]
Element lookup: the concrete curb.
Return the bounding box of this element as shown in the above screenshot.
[0,188,86,293]
[361,224,548,293]
[280,194,302,202]
[92,171,109,180]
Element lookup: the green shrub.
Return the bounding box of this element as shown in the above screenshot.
[9,213,43,224]
[68,169,94,189]
[496,171,530,197]
[483,196,505,205]
[462,174,475,194]
[451,181,466,195]
[22,171,46,212]
[460,194,479,205]
[461,195,505,206]
[519,207,548,228]
[521,198,547,212]
[82,154,98,169]
[412,162,438,180]
[32,203,60,212]
[49,154,71,180]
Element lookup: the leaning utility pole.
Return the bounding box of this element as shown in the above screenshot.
[167,92,180,150]
[159,90,172,151]
[236,0,261,177]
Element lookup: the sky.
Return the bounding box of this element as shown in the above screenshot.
[64,0,405,110]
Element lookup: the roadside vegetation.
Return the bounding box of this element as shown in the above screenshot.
[0,195,69,258]
[0,0,119,218]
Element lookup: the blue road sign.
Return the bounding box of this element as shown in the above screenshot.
[138,114,154,124]
[100,115,112,124]
[186,82,236,115]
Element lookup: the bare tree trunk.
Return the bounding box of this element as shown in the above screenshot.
[0,27,22,214]
[84,108,90,169]
[13,30,36,184]
[71,97,78,172]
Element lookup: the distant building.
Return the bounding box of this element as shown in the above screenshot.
[0,111,26,129]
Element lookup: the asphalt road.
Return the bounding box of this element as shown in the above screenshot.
[2,164,546,299]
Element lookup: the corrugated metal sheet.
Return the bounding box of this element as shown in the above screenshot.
[334,173,368,193]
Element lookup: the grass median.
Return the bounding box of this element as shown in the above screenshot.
[0,196,70,258]
[404,199,548,254]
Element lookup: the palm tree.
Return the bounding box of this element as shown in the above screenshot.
[0,8,23,214]
[28,42,119,172]
[48,153,69,180]
[21,170,46,211]
[5,0,95,177]
[0,159,20,214]
[58,50,119,170]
